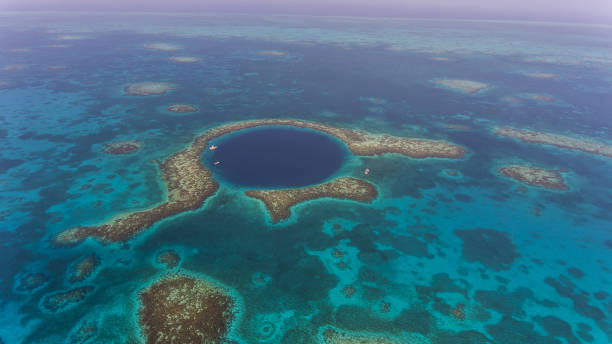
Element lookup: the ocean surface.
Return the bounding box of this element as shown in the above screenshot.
[1,12,612,343]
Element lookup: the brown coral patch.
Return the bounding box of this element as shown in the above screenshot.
[2,64,26,71]
[343,285,356,298]
[55,119,464,246]
[528,94,556,102]
[69,253,100,283]
[336,261,348,270]
[143,43,180,51]
[41,286,94,312]
[525,72,558,79]
[104,140,141,155]
[124,82,174,96]
[444,169,459,177]
[434,79,491,94]
[501,96,524,104]
[166,104,198,113]
[495,127,612,158]
[451,303,466,321]
[498,165,568,190]
[156,250,181,269]
[258,50,286,56]
[380,301,391,314]
[168,56,200,63]
[246,177,377,223]
[332,249,345,258]
[138,275,236,344]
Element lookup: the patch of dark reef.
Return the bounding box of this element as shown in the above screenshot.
[206,126,346,188]
[474,287,535,318]
[534,316,581,344]
[487,316,564,344]
[333,304,434,336]
[544,274,606,321]
[454,228,519,271]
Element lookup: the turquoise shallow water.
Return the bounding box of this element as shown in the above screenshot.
[1,13,612,344]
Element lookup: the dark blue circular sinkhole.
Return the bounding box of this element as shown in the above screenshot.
[204,126,347,188]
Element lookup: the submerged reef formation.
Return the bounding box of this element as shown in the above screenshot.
[495,127,612,158]
[138,274,237,344]
[55,119,464,246]
[166,104,198,113]
[124,82,174,96]
[257,50,286,56]
[246,177,377,223]
[441,124,470,131]
[433,79,491,94]
[143,43,180,51]
[454,228,519,271]
[525,72,558,79]
[2,64,26,71]
[103,140,141,155]
[168,56,200,63]
[53,35,88,41]
[156,250,181,269]
[47,65,67,70]
[498,165,568,190]
[69,253,100,283]
[321,327,403,344]
[69,320,98,344]
[15,272,50,293]
[527,94,556,102]
[41,286,94,312]
[47,44,70,48]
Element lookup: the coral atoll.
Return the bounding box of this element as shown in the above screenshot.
[498,165,568,190]
[104,140,141,155]
[143,43,180,51]
[433,79,491,94]
[55,119,465,246]
[166,104,198,113]
[69,253,100,283]
[246,177,377,223]
[525,72,558,79]
[156,250,181,269]
[168,56,200,63]
[124,82,174,96]
[495,127,612,158]
[257,50,286,56]
[41,286,94,312]
[138,274,237,344]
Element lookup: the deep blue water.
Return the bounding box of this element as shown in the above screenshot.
[1,12,612,344]
[207,127,346,187]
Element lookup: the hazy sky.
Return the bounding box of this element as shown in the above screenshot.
[2,0,612,23]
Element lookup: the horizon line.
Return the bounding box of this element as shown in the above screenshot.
[2,10,612,27]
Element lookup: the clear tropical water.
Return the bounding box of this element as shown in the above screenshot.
[1,12,612,344]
